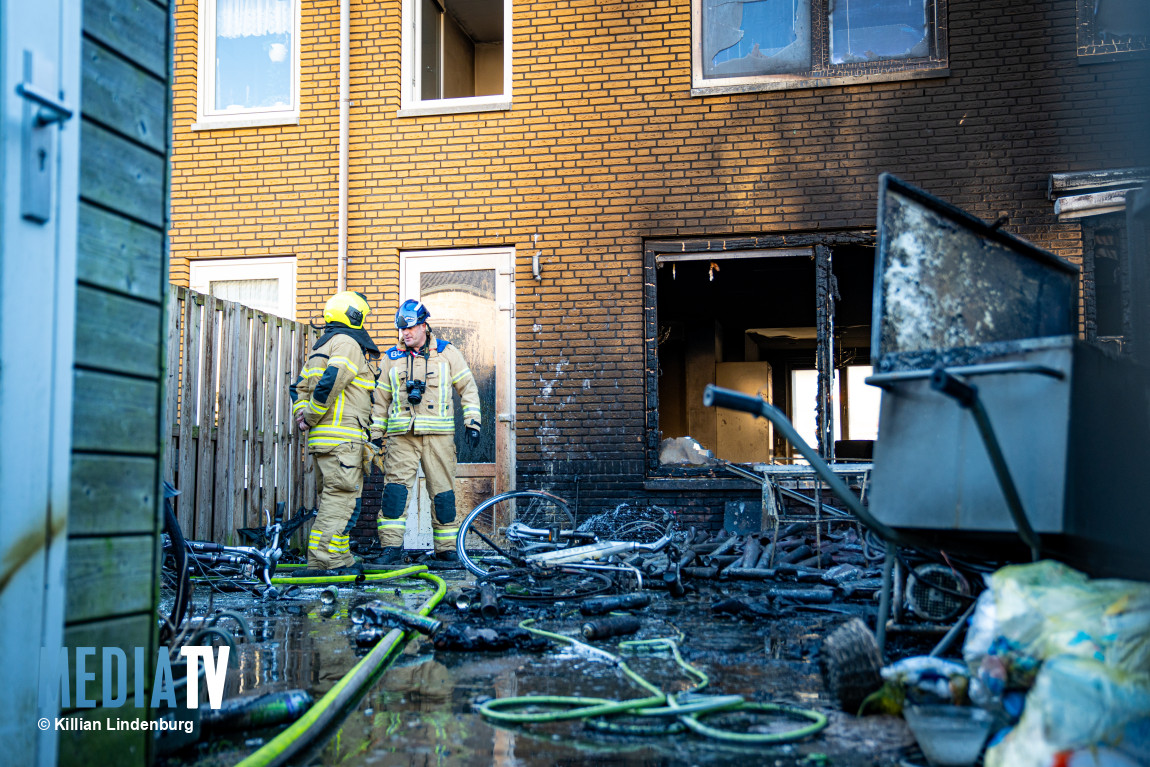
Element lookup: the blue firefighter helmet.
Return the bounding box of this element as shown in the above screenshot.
[395,299,430,329]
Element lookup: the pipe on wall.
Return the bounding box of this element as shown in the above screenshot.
[337,0,349,292]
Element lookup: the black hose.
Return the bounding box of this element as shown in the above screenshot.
[162,493,193,641]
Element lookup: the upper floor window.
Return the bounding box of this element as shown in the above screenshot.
[692,0,948,95]
[400,0,512,116]
[196,0,300,129]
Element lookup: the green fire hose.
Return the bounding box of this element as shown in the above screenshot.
[478,619,827,745]
[236,568,446,767]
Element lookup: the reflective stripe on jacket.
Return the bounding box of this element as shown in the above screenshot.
[289,333,375,452]
[371,332,480,438]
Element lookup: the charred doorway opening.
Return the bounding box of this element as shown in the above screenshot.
[645,235,877,472]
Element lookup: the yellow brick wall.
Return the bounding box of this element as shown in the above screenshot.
[171,0,1139,324]
[171,0,349,328]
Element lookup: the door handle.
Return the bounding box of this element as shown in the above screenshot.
[17,51,74,224]
[16,82,74,125]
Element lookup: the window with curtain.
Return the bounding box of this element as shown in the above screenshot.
[190,257,296,320]
[198,0,299,126]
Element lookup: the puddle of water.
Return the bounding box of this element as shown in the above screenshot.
[160,576,918,767]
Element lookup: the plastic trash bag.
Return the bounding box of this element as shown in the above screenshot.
[963,560,1150,687]
[983,656,1150,767]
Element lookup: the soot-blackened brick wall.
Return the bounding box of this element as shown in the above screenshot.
[171,1,1150,533]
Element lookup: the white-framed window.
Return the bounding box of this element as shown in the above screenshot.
[692,0,948,95]
[189,256,296,320]
[195,0,301,130]
[399,0,513,117]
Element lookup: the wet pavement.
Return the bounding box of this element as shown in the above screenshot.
[159,571,937,767]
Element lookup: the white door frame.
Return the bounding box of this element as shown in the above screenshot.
[0,1,81,763]
[398,248,515,548]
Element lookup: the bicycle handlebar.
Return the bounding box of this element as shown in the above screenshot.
[701,384,763,415]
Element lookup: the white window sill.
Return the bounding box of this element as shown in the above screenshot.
[397,98,512,119]
[691,66,948,96]
[192,113,300,131]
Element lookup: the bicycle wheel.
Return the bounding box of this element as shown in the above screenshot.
[456,490,574,577]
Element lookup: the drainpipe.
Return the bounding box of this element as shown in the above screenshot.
[337,0,349,292]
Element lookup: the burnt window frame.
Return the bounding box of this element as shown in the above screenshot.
[1076,0,1149,63]
[643,232,875,479]
[1082,212,1133,354]
[691,0,950,96]
[1050,169,1150,357]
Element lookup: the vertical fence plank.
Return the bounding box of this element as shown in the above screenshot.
[194,295,217,540]
[300,325,317,512]
[260,311,277,524]
[177,292,200,533]
[249,313,263,524]
[275,318,291,519]
[248,314,267,528]
[295,324,314,546]
[163,285,181,485]
[210,301,230,543]
[212,301,238,544]
[303,324,318,539]
[287,323,304,530]
[233,307,252,533]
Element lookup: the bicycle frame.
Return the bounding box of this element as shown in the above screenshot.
[165,519,283,588]
[456,489,676,582]
[509,529,673,567]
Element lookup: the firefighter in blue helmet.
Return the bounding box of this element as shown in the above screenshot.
[289,291,379,575]
[368,299,480,567]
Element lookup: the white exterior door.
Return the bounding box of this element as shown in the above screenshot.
[0,0,81,763]
[399,248,514,550]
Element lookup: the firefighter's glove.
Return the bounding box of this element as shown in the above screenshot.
[368,437,386,475]
[466,426,481,446]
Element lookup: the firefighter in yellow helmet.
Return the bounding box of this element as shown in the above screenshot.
[368,300,480,567]
[289,291,379,574]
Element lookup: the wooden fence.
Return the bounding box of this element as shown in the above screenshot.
[163,285,319,544]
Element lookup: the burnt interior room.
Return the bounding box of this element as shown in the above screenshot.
[656,243,876,464]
